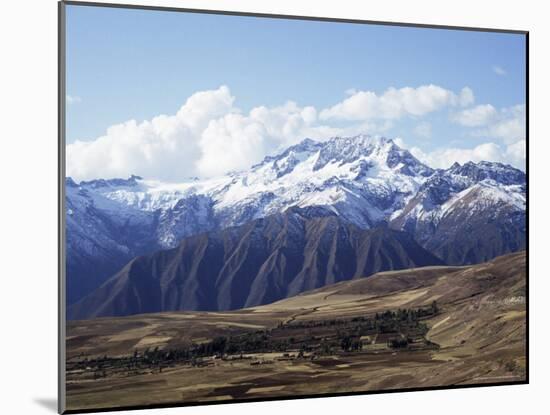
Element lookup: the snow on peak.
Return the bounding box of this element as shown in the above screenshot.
[66,134,526,251]
[448,160,525,185]
[255,137,321,168]
[313,136,379,171]
[438,180,525,220]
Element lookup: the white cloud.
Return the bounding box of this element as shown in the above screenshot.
[451,104,498,127]
[67,86,235,181]
[458,87,475,107]
[66,85,526,181]
[410,143,500,168]
[67,87,351,181]
[194,102,396,177]
[66,95,82,104]
[414,122,432,139]
[320,85,474,121]
[480,104,526,144]
[493,65,507,76]
[453,104,526,144]
[197,113,268,177]
[406,139,525,171]
[196,101,325,177]
[505,139,526,168]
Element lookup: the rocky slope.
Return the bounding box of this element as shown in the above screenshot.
[389,161,526,264]
[68,208,442,319]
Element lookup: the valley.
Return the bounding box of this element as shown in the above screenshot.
[65,251,526,411]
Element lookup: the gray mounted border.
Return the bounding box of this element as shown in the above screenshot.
[58,1,529,413]
[58,2,67,413]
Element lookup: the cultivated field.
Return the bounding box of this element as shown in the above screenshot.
[65,251,526,411]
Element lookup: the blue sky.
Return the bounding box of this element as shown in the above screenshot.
[65,4,526,180]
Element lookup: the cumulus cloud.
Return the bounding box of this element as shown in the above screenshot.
[67,86,235,181]
[67,86,348,181]
[403,139,525,171]
[195,102,396,177]
[319,85,474,121]
[451,104,497,127]
[453,104,526,144]
[409,143,501,168]
[505,139,527,168]
[458,87,475,107]
[196,101,325,177]
[480,104,526,144]
[66,85,526,181]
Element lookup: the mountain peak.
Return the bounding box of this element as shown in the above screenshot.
[328,134,393,146]
[447,160,525,185]
[312,134,395,171]
[255,137,322,168]
[256,134,400,174]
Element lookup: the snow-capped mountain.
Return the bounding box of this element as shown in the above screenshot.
[65,135,526,304]
[70,135,432,242]
[389,160,526,264]
[390,161,525,227]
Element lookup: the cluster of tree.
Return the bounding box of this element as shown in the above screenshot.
[340,335,363,352]
[388,337,409,348]
[279,318,351,330]
[375,301,439,322]
[70,303,441,376]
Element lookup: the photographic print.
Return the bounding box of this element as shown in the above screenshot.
[60,2,528,413]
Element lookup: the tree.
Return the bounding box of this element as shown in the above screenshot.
[351,339,363,351]
[341,335,353,351]
[321,340,332,355]
[211,336,227,355]
[389,338,408,348]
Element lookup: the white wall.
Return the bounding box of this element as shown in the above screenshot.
[0,0,545,414]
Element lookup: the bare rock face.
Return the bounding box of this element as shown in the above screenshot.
[68,208,443,319]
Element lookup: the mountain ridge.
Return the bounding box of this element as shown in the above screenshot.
[68,208,443,320]
[65,134,526,304]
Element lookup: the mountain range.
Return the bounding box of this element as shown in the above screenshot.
[68,208,443,319]
[66,135,526,318]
